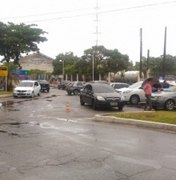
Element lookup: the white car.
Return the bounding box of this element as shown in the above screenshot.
[110,82,130,91]
[116,81,145,105]
[117,80,175,105]
[13,80,41,98]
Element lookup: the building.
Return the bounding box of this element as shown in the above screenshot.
[19,52,54,73]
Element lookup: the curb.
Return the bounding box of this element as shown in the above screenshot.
[94,114,176,132]
[0,94,13,98]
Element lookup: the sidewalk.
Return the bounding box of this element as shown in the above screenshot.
[0,93,12,98]
[94,114,176,132]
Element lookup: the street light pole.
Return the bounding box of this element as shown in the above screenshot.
[62,60,64,80]
[92,54,94,81]
[60,60,64,80]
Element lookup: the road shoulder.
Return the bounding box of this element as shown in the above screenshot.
[94,114,176,132]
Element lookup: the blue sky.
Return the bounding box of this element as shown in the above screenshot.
[1,0,176,62]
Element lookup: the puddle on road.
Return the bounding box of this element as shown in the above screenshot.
[0,101,20,111]
[0,121,40,137]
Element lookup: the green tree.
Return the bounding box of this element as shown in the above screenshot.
[82,45,130,80]
[0,22,47,66]
[53,52,80,78]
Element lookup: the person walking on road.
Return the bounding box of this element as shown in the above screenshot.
[143,78,153,110]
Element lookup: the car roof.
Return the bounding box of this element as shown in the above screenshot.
[20,80,36,83]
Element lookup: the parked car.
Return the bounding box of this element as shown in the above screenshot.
[38,80,50,92]
[110,82,130,90]
[13,80,41,98]
[58,80,71,90]
[116,81,144,105]
[151,87,176,111]
[80,82,125,110]
[66,81,85,95]
[117,80,174,105]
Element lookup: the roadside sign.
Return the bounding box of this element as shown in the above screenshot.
[0,66,8,76]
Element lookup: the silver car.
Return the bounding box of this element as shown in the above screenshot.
[151,87,176,111]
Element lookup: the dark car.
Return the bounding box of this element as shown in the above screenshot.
[38,80,50,92]
[58,80,71,90]
[80,83,125,110]
[66,81,85,95]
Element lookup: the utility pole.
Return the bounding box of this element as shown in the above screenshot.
[163,26,167,79]
[139,28,143,79]
[147,49,150,78]
[93,0,100,81]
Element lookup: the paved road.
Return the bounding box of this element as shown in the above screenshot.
[0,88,176,180]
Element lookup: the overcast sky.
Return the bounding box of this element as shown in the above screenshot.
[1,0,176,62]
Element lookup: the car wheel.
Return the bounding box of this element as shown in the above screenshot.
[73,89,79,95]
[80,97,85,105]
[118,106,124,111]
[130,95,140,105]
[38,92,40,96]
[92,100,97,110]
[67,91,72,95]
[165,99,175,111]
[47,89,50,93]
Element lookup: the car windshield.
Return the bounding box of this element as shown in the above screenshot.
[18,82,33,87]
[38,80,48,84]
[129,81,143,88]
[93,84,115,93]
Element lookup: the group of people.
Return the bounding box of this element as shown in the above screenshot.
[143,78,170,111]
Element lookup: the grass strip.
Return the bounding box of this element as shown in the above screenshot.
[0,91,12,95]
[110,111,176,125]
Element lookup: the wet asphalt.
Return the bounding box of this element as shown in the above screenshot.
[0,88,176,180]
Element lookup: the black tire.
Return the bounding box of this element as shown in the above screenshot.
[67,91,72,95]
[130,95,140,105]
[73,89,79,95]
[165,99,175,111]
[80,97,85,105]
[92,100,97,110]
[118,106,124,111]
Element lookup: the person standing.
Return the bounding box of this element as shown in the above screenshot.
[143,78,153,110]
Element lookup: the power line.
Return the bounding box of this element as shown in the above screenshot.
[2,0,176,24]
[0,7,94,21]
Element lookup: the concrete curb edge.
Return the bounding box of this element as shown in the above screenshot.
[94,114,176,132]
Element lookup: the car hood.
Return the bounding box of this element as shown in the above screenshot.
[152,91,176,97]
[116,87,133,93]
[94,92,121,98]
[14,87,33,91]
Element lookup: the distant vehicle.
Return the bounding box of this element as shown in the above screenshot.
[80,82,125,110]
[38,80,50,93]
[13,80,41,98]
[58,80,71,90]
[110,82,130,90]
[89,80,109,84]
[66,81,85,95]
[151,87,176,111]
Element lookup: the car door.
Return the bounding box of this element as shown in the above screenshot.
[81,84,93,105]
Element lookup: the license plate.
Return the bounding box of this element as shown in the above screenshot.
[110,102,118,106]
